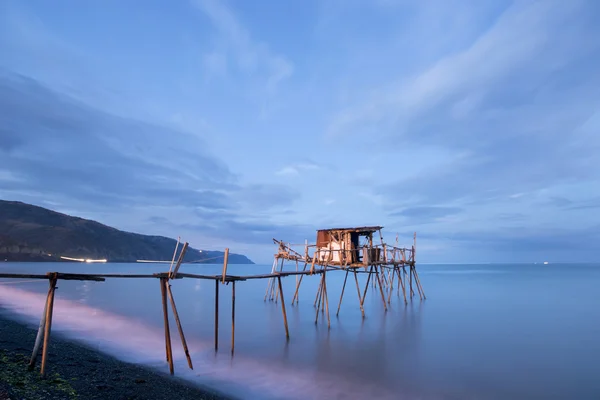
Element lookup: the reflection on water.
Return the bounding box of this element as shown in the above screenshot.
[1,262,600,399]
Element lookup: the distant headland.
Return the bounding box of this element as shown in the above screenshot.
[0,200,254,264]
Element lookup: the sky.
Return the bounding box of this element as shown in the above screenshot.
[1,0,600,264]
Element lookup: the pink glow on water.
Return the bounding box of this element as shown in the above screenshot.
[0,286,413,400]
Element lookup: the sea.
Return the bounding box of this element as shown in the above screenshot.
[1,262,599,400]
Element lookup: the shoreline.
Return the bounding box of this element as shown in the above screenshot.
[0,311,235,400]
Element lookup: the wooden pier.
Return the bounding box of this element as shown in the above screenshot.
[0,227,425,378]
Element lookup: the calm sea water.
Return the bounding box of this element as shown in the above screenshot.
[1,262,599,399]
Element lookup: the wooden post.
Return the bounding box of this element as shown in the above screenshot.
[28,283,50,371]
[353,269,365,317]
[291,262,307,305]
[40,275,57,378]
[360,266,373,310]
[167,237,181,277]
[214,279,219,351]
[231,280,236,356]
[374,266,388,312]
[277,276,290,340]
[336,270,349,316]
[397,267,407,304]
[170,242,189,279]
[322,268,331,328]
[160,277,174,375]
[222,248,229,284]
[166,282,193,370]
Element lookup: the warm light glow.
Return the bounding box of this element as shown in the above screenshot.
[60,256,107,263]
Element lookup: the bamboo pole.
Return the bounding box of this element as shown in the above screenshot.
[215,279,219,351]
[374,266,388,312]
[336,270,349,316]
[231,281,236,355]
[160,278,174,375]
[353,269,365,317]
[40,275,57,378]
[397,267,407,304]
[277,276,290,340]
[415,268,426,299]
[291,262,308,305]
[166,282,193,370]
[264,257,278,301]
[322,268,331,328]
[360,266,373,310]
[221,248,229,284]
[28,282,50,371]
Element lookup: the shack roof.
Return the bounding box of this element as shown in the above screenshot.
[317,226,383,234]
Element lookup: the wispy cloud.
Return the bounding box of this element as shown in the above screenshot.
[275,162,320,176]
[192,0,293,92]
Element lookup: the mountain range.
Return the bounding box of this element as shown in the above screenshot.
[0,200,253,264]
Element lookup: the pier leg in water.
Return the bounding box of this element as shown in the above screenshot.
[374,266,388,312]
[40,274,57,378]
[166,282,193,370]
[277,276,290,340]
[360,266,373,314]
[231,281,236,356]
[336,269,349,316]
[353,269,365,317]
[322,269,331,328]
[29,282,51,371]
[291,262,308,305]
[409,265,414,298]
[397,267,407,304]
[413,266,426,300]
[215,279,219,351]
[160,277,174,375]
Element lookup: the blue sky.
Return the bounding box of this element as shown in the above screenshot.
[1,0,599,264]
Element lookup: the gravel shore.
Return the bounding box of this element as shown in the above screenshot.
[0,312,234,400]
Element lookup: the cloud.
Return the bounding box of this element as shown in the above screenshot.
[390,206,463,225]
[0,71,299,227]
[192,0,294,92]
[275,162,320,176]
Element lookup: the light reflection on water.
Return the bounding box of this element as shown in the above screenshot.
[1,262,600,399]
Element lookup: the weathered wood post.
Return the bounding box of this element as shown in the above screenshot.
[231,280,236,355]
[160,277,174,375]
[40,273,58,378]
[214,279,219,351]
[29,283,50,371]
[166,282,193,370]
[277,276,290,340]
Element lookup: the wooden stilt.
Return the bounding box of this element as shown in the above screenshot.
[291,262,307,305]
[360,266,373,310]
[397,267,407,304]
[215,279,219,351]
[409,265,414,298]
[413,266,426,299]
[336,270,349,316]
[231,281,236,355]
[322,269,331,328]
[374,266,388,312]
[160,278,174,375]
[277,276,290,340]
[416,268,426,299]
[28,282,50,371]
[166,282,193,370]
[315,276,323,324]
[314,277,323,308]
[353,269,365,317]
[264,258,277,301]
[40,275,57,378]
